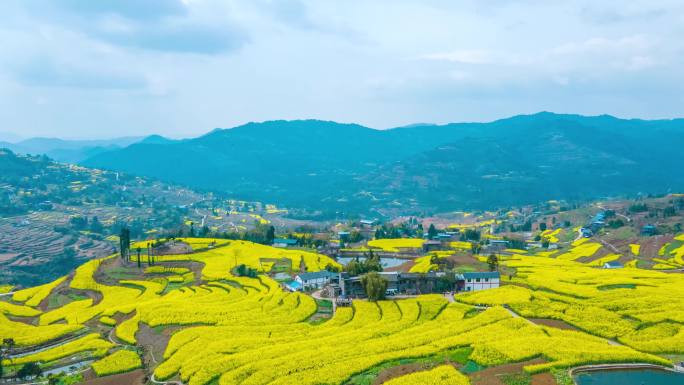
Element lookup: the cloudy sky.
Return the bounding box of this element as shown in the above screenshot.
[1,0,683,139]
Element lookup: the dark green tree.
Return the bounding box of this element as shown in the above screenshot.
[345,257,364,276]
[266,226,275,245]
[487,254,499,272]
[427,224,438,240]
[363,250,382,273]
[90,216,104,233]
[17,362,42,380]
[361,272,388,301]
[324,263,341,273]
[119,227,130,262]
[472,243,482,254]
[464,229,480,241]
[0,338,15,378]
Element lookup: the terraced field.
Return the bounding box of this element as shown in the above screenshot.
[0,212,115,285]
[1,238,683,385]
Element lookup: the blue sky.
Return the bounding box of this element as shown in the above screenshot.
[0,0,683,139]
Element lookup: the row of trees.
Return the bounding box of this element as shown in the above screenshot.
[165,222,278,245]
[344,250,382,276]
[0,338,43,380]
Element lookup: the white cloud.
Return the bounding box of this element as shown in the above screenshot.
[423,50,496,64]
[0,0,683,138]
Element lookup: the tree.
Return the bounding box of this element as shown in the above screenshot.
[299,256,307,273]
[119,227,130,262]
[427,224,438,240]
[364,251,382,273]
[345,257,364,276]
[608,219,624,229]
[464,229,481,241]
[487,254,499,272]
[361,272,388,301]
[136,247,141,269]
[324,263,341,273]
[266,226,275,245]
[90,216,104,233]
[235,264,257,278]
[0,338,15,378]
[539,222,547,231]
[349,230,363,243]
[200,225,210,237]
[17,362,42,380]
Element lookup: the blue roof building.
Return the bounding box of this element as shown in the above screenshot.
[273,238,298,247]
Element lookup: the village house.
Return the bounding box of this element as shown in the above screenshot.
[422,240,443,252]
[641,224,657,236]
[337,231,350,242]
[603,261,624,269]
[461,272,500,292]
[272,238,298,248]
[295,271,339,290]
[486,240,509,252]
[339,271,503,297]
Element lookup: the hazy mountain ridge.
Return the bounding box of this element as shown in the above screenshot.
[1,136,148,163]
[78,113,684,214]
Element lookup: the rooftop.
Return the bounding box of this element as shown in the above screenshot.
[297,271,338,281]
[604,261,623,268]
[273,238,298,245]
[463,272,500,279]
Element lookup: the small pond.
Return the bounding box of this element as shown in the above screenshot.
[336,257,408,269]
[574,368,684,385]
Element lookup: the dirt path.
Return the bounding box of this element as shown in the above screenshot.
[503,306,537,326]
[574,228,583,242]
[81,369,146,385]
[597,237,620,253]
[528,318,578,330]
[373,362,459,385]
[469,358,554,385]
[596,205,631,223]
[151,374,184,385]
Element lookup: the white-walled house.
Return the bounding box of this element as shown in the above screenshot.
[295,271,338,290]
[463,272,500,291]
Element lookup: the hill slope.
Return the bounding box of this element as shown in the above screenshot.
[82,113,684,214]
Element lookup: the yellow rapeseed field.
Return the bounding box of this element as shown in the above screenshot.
[367,238,424,252]
[2,237,682,384]
[91,349,142,376]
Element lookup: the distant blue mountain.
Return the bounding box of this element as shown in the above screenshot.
[81,113,684,214]
[1,136,156,163]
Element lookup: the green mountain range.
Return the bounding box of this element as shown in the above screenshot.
[77,112,684,215]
